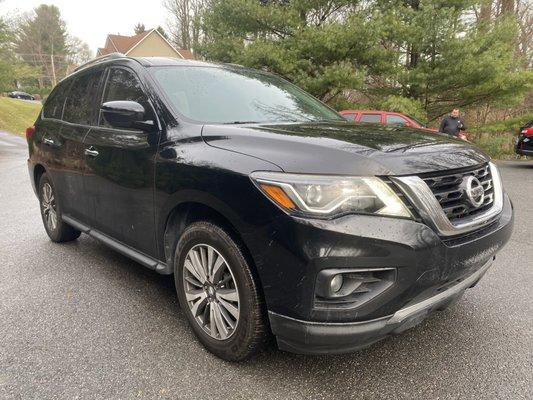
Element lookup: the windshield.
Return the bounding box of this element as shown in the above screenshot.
[151,66,343,124]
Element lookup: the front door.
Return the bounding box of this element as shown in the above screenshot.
[83,66,160,257]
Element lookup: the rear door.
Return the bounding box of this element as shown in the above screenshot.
[83,66,160,257]
[38,82,70,173]
[57,69,105,222]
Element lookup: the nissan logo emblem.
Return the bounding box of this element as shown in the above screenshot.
[463,176,485,208]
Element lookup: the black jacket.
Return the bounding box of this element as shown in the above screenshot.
[439,115,467,136]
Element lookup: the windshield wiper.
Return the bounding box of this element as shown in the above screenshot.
[222,121,259,125]
[314,118,345,122]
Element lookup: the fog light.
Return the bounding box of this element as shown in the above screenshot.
[330,274,343,294]
[315,268,396,309]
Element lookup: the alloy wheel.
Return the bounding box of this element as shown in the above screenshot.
[182,244,240,340]
[41,182,58,231]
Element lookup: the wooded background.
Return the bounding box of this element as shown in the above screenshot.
[1,1,532,157]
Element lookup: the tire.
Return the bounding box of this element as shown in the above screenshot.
[38,173,81,242]
[174,221,268,361]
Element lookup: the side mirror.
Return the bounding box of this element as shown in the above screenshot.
[100,101,156,131]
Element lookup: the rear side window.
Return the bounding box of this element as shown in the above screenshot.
[63,70,104,125]
[386,115,408,126]
[360,114,381,123]
[99,68,153,127]
[42,85,69,120]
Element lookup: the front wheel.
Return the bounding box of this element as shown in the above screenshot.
[38,173,81,242]
[174,221,268,361]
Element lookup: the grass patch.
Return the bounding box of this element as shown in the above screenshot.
[0,97,42,136]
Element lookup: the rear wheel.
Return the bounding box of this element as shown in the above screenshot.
[38,173,81,242]
[174,221,268,361]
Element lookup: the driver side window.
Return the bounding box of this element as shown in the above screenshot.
[99,68,153,128]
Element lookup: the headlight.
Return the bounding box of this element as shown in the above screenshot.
[250,171,412,219]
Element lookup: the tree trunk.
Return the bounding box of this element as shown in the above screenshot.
[480,0,492,21]
[500,0,514,15]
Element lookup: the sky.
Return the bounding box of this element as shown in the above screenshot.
[0,0,169,55]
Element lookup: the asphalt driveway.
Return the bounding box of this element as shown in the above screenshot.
[0,131,532,399]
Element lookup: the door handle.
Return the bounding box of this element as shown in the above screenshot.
[43,138,55,146]
[84,146,99,157]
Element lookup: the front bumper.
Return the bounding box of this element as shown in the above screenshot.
[516,148,533,156]
[242,192,513,354]
[269,258,492,354]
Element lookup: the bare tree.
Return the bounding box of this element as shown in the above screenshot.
[479,0,493,21]
[163,0,205,50]
[67,36,92,67]
[500,0,515,15]
[516,0,532,67]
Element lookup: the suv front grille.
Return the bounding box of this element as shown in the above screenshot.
[421,164,494,221]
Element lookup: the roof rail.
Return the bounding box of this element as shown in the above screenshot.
[73,52,125,72]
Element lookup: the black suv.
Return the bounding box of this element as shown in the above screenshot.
[516,120,533,156]
[27,55,513,361]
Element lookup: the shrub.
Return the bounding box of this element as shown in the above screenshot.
[470,133,519,160]
[470,113,533,135]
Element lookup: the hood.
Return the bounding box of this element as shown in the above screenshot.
[201,121,489,176]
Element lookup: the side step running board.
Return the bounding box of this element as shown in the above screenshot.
[62,215,171,275]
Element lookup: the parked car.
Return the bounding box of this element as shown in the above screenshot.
[516,120,533,156]
[27,55,513,361]
[340,109,438,132]
[8,91,35,100]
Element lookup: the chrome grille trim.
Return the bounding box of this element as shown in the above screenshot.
[391,162,504,237]
[421,164,494,221]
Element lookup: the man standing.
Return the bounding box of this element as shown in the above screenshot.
[439,108,467,138]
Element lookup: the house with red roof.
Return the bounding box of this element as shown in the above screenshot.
[96,28,194,59]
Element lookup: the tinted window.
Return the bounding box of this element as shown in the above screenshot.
[342,113,356,121]
[43,84,69,120]
[100,68,152,127]
[63,70,103,125]
[386,115,408,125]
[360,114,381,123]
[151,66,343,124]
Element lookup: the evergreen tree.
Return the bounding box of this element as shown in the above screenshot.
[134,22,146,34]
[0,17,38,91]
[200,0,532,119]
[15,4,69,87]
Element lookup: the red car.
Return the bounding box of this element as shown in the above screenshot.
[339,110,438,133]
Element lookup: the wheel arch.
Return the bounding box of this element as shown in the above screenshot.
[163,201,252,270]
[33,164,46,193]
